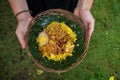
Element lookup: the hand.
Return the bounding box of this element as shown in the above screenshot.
[15,16,33,49]
[74,8,95,37]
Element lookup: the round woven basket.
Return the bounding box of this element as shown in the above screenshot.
[25,9,90,73]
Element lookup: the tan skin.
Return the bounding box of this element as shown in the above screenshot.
[8,0,95,49]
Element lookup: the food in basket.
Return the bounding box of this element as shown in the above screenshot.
[36,21,77,61]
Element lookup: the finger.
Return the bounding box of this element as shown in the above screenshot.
[16,31,26,49]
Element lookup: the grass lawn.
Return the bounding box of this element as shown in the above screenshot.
[0,0,120,80]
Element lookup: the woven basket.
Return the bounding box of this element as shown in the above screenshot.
[25,9,90,73]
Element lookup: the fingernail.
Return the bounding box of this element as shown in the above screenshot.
[21,43,26,49]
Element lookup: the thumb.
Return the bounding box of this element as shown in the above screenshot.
[73,8,79,17]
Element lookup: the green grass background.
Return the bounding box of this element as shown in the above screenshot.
[0,0,120,80]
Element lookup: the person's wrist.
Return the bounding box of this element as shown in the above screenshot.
[74,7,89,17]
[16,11,33,22]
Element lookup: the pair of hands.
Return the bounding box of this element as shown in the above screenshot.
[16,9,95,49]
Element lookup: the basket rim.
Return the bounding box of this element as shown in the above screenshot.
[25,9,90,73]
